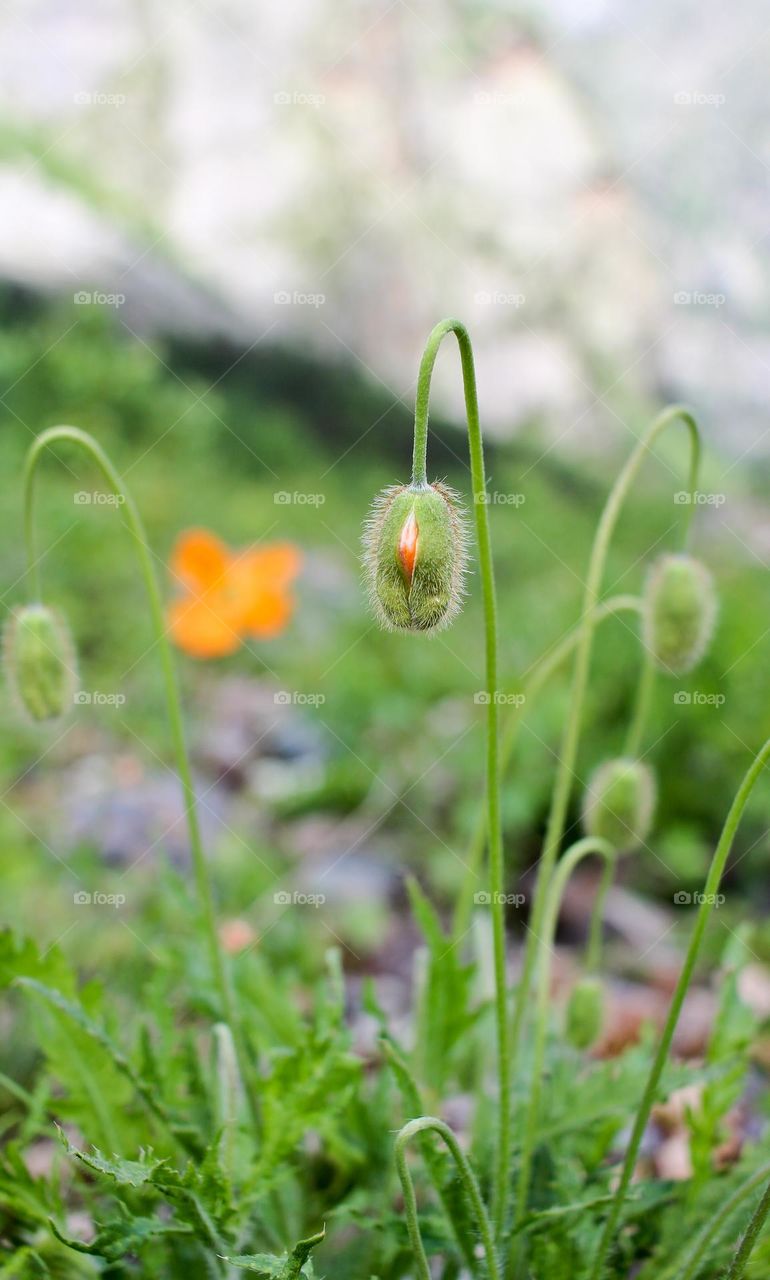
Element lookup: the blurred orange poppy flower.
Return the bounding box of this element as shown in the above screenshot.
[168,529,301,659]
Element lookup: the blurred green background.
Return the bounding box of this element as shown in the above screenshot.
[2,0,770,988]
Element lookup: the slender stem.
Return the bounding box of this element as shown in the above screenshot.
[22,427,236,1043]
[453,595,642,941]
[589,733,770,1280]
[509,407,700,1089]
[585,852,614,973]
[664,1162,770,1280]
[624,646,657,759]
[514,838,614,1228]
[395,1116,501,1280]
[725,1177,770,1280]
[412,320,509,1232]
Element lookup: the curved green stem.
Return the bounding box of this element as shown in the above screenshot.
[624,645,657,759]
[662,1161,770,1280]
[412,320,509,1231]
[453,594,642,942]
[395,1116,501,1280]
[585,850,615,974]
[22,427,236,1051]
[589,733,770,1280]
[509,406,700,1099]
[514,837,614,1228]
[725,1176,770,1280]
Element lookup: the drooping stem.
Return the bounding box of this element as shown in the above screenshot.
[514,838,614,1228]
[623,645,657,759]
[724,1176,770,1280]
[585,851,615,974]
[22,427,236,1045]
[509,407,701,1091]
[412,320,509,1232]
[453,594,642,942]
[589,733,770,1280]
[395,1116,501,1280]
[666,1161,770,1280]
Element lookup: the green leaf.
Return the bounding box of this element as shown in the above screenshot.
[61,1131,165,1188]
[17,978,204,1156]
[222,1226,325,1276]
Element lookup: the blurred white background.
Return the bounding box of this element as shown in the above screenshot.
[1,0,768,452]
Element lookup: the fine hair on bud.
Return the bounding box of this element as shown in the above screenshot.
[4,603,77,724]
[582,757,656,851]
[643,552,717,675]
[565,976,604,1051]
[362,481,469,633]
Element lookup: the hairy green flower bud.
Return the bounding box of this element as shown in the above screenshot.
[362,482,468,632]
[582,757,656,851]
[4,604,76,724]
[643,552,717,675]
[565,976,604,1050]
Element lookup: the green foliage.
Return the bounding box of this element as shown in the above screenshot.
[4,301,770,1277]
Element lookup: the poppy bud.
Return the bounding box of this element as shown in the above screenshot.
[362,482,468,632]
[4,604,76,724]
[643,552,716,675]
[565,976,604,1050]
[583,757,656,851]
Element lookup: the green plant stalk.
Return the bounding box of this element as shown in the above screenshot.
[514,837,614,1229]
[589,733,770,1280]
[509,407,700,1091]
[663,1161,770,1280]
[624,644,657,759]
[382,1037,480,1272]
[453,594,642,941]
[411,319,510,1231]
[395,1116,501,1280]
[22,427,241,1083]
[725,1176,770,1280]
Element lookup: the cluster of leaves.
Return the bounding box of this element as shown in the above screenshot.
[2,874,770,1277]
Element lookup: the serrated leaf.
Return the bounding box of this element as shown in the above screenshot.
[61,1131,165,1188]
[222,1226,325,1276]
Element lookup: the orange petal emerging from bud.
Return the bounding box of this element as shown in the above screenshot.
[398,510,419,584]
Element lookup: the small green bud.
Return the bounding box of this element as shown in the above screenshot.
[583,757,656,851]
[4,604,76,724]
[362,482,468,633]
[643,552,717,675]
[565,976,604,1050]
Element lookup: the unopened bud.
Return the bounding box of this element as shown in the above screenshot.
[643,552,716,675]
[4,604,76,724]
[583,757,656,851]
[362,482,468,632]
[565,977,604,1050]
